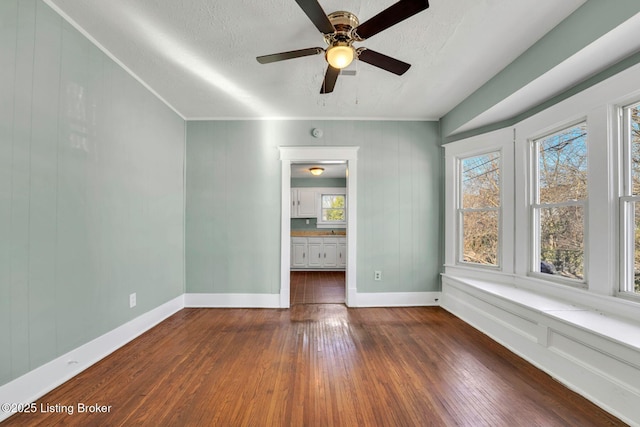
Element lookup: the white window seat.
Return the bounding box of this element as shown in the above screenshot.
[441,273,640,425]
[443,274,640,353]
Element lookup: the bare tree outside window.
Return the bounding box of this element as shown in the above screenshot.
[459,152,501,266]
[625,103,640,294]
[533,123,587,281]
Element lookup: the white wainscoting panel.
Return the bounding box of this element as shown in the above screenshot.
[441,275,640,426]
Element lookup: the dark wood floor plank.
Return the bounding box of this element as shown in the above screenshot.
[1,305,626,426]
[290,271,345,305]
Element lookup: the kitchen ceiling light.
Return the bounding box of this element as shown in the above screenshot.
[309,167,325,176]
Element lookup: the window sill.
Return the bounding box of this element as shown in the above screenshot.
[441,272,640,353]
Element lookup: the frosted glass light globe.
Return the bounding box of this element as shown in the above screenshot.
[326,45,355,69]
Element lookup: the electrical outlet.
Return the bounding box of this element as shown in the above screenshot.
[374,271,382,281]
[129,293,137,308]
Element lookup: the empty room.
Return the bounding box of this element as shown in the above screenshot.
[2,0,640,425]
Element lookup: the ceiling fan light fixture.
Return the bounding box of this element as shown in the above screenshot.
[256,0,430,93]
[309,167,325,176]
[326,45,355,69]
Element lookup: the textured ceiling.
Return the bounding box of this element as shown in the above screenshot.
[47,0,587,120]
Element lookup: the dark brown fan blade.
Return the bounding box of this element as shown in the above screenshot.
[295,0,335,34]
[320,65,340,94]
[257,47,324,64]
[358,49,411,75]
[354,0,429,40]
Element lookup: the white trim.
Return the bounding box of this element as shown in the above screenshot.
[186,116,441,122]
[353,292,441,307]
[184,293,280,308]
[281,160,293,308]
[443,265,640,322]
[444,128,514,273]
[619,101,640,296]
[0,295,184,423]
[279,146,359,308]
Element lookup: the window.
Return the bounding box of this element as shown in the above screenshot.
[317,192,346,227]
[458,151,501,266]
[531,122,587,282]
[321,194,346,222]
[620,101,640,296]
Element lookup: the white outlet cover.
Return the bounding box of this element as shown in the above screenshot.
[129,293,137,308]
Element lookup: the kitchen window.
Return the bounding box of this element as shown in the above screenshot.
[316,191,347,228]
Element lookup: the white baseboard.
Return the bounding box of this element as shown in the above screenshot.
[0,295,184,423]
[0,290,439,423]
[354,291,441,307]
[184,293,281,308]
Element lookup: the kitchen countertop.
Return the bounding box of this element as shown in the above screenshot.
[291,231,346,237]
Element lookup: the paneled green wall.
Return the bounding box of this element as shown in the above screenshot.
[291,178,347,187]
[0,0,185,386]
[185,120,441,294]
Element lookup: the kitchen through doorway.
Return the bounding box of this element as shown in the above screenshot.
[289,161,347,305]
[279,146,359,308]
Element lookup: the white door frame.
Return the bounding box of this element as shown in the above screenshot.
[279,146,359,308]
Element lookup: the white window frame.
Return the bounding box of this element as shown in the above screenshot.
[317,190,347,228]
[316,189,347,228]
[456,150,502,269]
[528,120,589,288]
[445,62,640,316]
[443,128,514,277]
[619,100,640,299]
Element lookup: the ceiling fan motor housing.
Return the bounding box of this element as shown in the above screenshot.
[325,11,360,45]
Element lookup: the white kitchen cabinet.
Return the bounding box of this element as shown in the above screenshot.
[322,238,338,267]
[291,237,308,268]
[291,188,317,218]
[291,236,345,269]
[337,240,347,268]
[307,238,324,267]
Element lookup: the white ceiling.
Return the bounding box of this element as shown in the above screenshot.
[46,0,588,121]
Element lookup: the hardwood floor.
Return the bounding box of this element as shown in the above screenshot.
[2,305,625,426]
[290,271,345,305]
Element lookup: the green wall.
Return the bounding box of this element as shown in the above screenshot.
[291,178,347,187]
[0,0,185,386]
[186,120,441,294]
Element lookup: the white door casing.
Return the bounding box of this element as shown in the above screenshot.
[279,146,359,307]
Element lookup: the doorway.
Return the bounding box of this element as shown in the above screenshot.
[279,146,359,308]
[290,271,345,304]
[289,161,347,305]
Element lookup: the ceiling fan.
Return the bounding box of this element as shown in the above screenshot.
[256,0,429,94]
